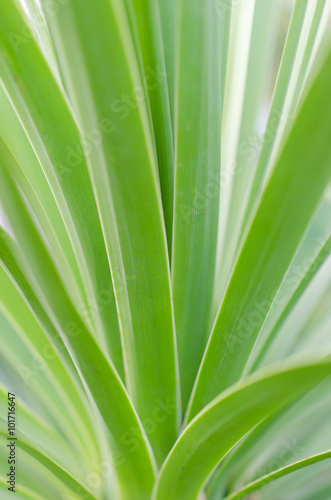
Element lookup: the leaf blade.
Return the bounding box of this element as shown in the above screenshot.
[186,41,331,421]
[153,360,331,500]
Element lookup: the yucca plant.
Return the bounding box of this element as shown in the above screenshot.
[1,0,331,498]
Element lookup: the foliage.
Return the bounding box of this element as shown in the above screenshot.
[0,0,331,499]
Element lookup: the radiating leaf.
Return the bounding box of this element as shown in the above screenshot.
[153,360,331,500]
[39,0,180,463]
[186,43,331,421]
[171,0,222,409]
[251,233,331,370]
[0,139,157,499]
[0,0,123,373]
[225,450,331,500]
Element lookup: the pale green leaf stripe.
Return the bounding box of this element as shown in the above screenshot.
[16,0,59,76]
[251,233,331,371]
[218,0,232,115]
[216,0,278,302]
[153,361,331,500]
[171,0,222,410]
[41,0,179,463]
[0,0,123,375]
[186,42,331,422]
[0,142,156,500]
[211,0,232,314]
[157,0,175,129]
[288,0,330,118]
[242,0,309,230]
[124,0,174,246]
[0,430,98,500]
[225,450,331,500]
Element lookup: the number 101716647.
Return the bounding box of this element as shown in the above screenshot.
[7,392,16,492]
